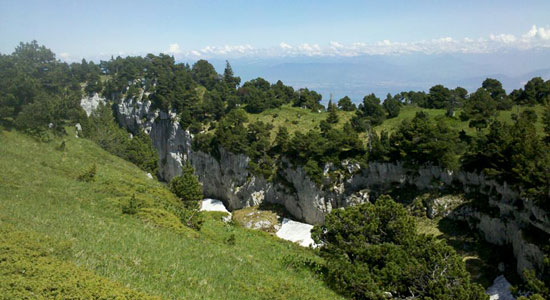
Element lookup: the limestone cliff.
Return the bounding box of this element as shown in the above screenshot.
[81,94,548,278]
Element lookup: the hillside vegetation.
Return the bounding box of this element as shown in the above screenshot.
[0,129,343,300]
[246,103,547,137]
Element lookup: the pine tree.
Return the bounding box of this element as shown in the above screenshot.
[326,100,339,124]
[169,163,203,203]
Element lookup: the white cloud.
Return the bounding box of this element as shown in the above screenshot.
[490,33,516,43]
[329,41,343,48]
[177,25,550,59]
[166,43,182,55]
[58,52,70,60]
[280,42,292,49]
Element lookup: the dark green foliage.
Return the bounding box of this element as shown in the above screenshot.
[77,164,97,182]
[215,108,249,154]
[169,163,203,203]
[0,41,86,133]
[56,140,66,151]
[382,93,401,118]
[460,88,498,130]
[273,126,290,153]
[122,194,140,215]
[294,88,324,111]
[513,77,550,105]
[225,233,236,246]
[238,78,297,113]
[326,100,339,124]
[482,78,512,110]
[447,86,468,117]
[223,60,241,89]
[402,90,428,107]
[126,131,159,176]
[427,84,451,109]
[389,112,461,169]
[368,130,391,162]
[352,93,386,131]
[303,159,323,185]
[338,96,356,111]
[169,163,204,229]
[86,103,159,175]
[246,121,274,178]
[312,195,487,300]
[463,110,550,208]
[191,59,219,90]
[543,104,550,143]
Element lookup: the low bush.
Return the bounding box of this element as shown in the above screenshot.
[77,164,97,182]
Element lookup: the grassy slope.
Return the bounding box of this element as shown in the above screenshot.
[247,104,355,140]
[0,129,343,300]
[246,104,546,138]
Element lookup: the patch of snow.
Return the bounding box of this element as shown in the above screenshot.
[276,218,316,247]
[200,198,232,222]
[487,275,515,300]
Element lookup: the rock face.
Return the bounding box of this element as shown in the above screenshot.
[80,93,106,116]
[111,96,548,278]
[487,275,515,300]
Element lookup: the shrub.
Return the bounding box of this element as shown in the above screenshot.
[169,163,203,202]
[122,194,140,215]
[169,163,204,230]
[225,233,236,245]
[312,195,487,300]
[77,164,97,182]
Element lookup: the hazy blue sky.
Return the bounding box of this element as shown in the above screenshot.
[1,0,550,60]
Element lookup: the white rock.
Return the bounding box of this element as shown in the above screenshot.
[276,218,316,247]
[486,275,515,300]
[80,93,105,116]
[146,173,153,179]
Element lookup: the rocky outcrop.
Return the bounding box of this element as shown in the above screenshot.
[110,96,548,278]
[80,93,106,116]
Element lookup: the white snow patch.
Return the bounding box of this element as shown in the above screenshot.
[487,275,515,300]
[276,218,316,247]
[200,198,231,214]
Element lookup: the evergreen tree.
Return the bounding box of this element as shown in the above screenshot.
[352,93,386,131]
[427,84,451,109]
[326,100,339,124]
[273,126,290,153]
[390,112,460,169]
[382,93,400,118]
[169,162,203,203]
[460,88,497,131]
[482,78,512,110]
[223,60,241,89]
[337,96,356,111]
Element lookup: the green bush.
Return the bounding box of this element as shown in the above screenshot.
[122,194,140,215]
[77,164,97,182]
[312,195,487,300]
[169,163,204,230]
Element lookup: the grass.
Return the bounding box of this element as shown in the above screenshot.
[245,103,547,139]
[246,104,355,141]
[374,104,546,135]
[0,129,344,300]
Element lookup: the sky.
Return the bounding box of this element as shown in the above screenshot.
[1,0,550,61]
